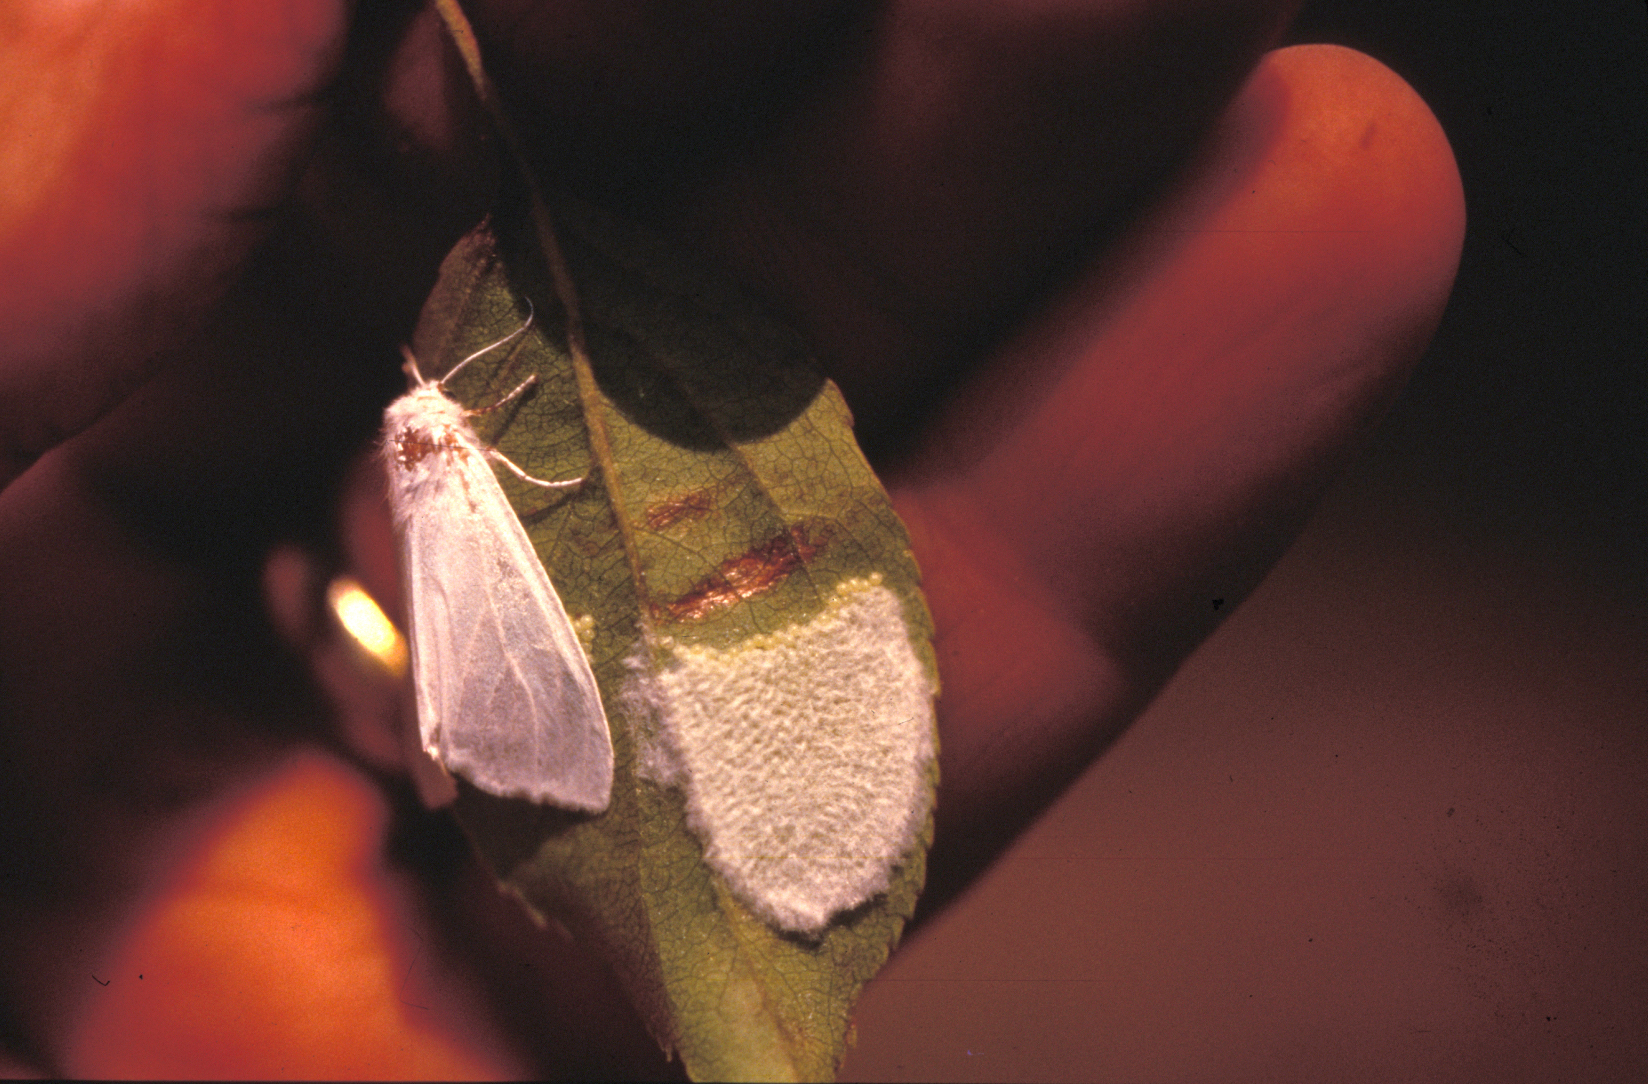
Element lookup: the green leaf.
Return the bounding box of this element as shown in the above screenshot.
[405,200,938,1082]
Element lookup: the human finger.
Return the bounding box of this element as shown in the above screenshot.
[892,44,1466,898]
[0,0,347,491]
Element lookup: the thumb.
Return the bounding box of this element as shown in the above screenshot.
[0,0,348,490]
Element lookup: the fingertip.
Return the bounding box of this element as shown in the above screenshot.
[339,449,404,629]
[891,37,1473,687]
[258,449,412,779]
[1254,44,1467,338]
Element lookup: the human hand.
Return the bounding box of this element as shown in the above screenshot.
[0,0,1462,1076]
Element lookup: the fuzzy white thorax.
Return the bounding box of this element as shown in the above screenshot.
[383,385,485,514]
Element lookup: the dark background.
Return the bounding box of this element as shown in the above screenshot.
[841,3,1646,1080]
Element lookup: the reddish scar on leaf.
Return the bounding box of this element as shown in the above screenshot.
[644,490,716,531]
[661,524,826,622]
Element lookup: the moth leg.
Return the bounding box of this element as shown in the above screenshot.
[485,446,584,490]
[469,374,539,416]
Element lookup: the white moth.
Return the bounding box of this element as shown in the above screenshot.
[382,320,613,812]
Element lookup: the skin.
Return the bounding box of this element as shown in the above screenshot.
[0,1,1462,1077]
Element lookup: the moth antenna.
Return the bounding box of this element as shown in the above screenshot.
[441,301,536,387]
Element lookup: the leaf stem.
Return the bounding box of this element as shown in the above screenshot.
[431,0,653,633]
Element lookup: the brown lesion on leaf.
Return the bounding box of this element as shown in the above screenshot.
[644,489,717,532]
[659,523,828,622]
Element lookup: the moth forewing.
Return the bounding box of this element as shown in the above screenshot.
[381,348,613,813]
